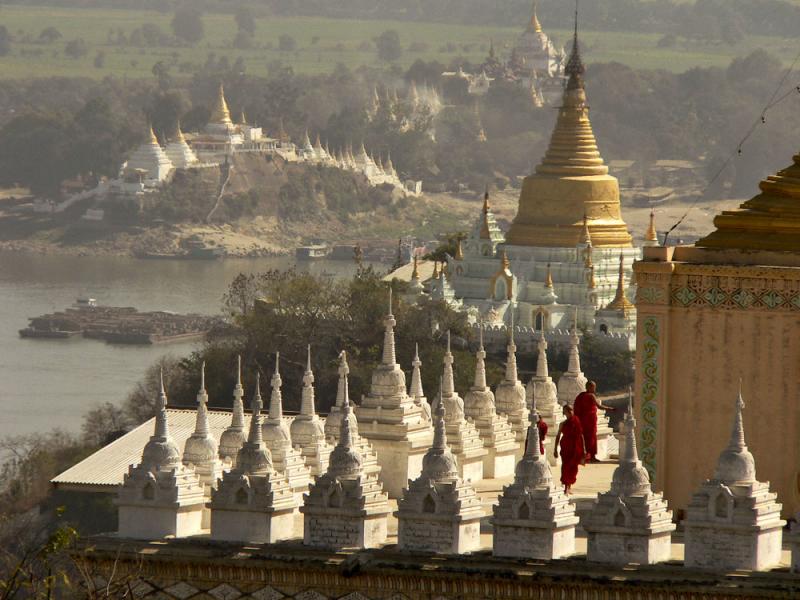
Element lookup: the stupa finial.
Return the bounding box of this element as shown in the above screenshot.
[269,353,283,420]
[382,287,397,365]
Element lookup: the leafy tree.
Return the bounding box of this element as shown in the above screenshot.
[0,25,11,56]
[38,26,62,44]
[375,29,402,62]
[171,5,204,45]
[278,33,296,52]
[80,402,128,447]
[235,5,257,37]
[64,38,88,59]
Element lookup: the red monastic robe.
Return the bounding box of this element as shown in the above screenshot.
[559,415,584,487]
[573,391,598,460]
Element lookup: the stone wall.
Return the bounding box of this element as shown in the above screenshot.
[77,536,800,599]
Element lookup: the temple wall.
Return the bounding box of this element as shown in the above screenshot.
[77,537,800,599]
[635,248,800,518]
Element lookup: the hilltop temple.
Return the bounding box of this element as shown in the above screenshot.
[444,1,566,106]
[441,21,643,341]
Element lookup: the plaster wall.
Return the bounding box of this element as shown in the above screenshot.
[210,509,294,544]
[118,505,202,540]
[369,439,424,499]
[493,524,575,559]
[684,526,783,571]
[587,531,671,565]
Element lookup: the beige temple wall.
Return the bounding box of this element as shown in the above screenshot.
[76,536,800,599]
[634,247,800,518]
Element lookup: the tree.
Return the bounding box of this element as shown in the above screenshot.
[0,25,11,57]
[123,355,187,424]
[171,5,204,45]
[81,402,128,447]
[64,38,88,59]
[375,29,402,62]
[38,26,62,44]
[278,34,296,52]
[235,5,256,37]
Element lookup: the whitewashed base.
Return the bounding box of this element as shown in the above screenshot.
[493,524,576,560]
[587,531,672,565]
[684,526,783,571]
[118,505,203,540]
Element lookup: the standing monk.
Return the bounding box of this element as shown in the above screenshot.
[573,381,615,463]
[554,405,585,494]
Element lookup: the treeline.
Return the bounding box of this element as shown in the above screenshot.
[5,0,800,41]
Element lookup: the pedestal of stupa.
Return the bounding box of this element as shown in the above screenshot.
[396,398,483,554]
[492,407,578,559]
[117,376,205,539]
[684,390,784,572]
[303,388,391,549]
[438,332,487,482]
[210,385,297,543]
[527,336,561,466]
[582,396,675,565]
[463,329,518,478]
[355,295,433,498]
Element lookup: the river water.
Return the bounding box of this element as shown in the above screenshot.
[0,253,367,440]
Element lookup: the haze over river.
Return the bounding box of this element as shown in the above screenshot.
[0,253,366,439]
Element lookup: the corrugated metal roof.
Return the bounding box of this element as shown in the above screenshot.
[51,409,299,492]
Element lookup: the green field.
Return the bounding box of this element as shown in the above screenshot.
[0,5,795,79]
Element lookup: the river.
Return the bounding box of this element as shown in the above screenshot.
[0,253,368,440]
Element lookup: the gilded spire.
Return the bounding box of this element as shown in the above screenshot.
[210,83,233,125]
[606,253,634,312]
[432,261,441,279]
[148,125,159,146]
[645,209,659,245]
[588,265,596,289]
[529,0,543,33]
[580,214,592,245]
[455,238,464,260]
[545,263,553,288]
[411,255,420,279]
[565,0,585,92]
[501,249,510,270]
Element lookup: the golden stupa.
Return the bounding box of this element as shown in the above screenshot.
[505,22,632,248]
[210,83,233,126]
[697,152,800,252]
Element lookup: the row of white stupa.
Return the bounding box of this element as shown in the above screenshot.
[116,292,797,572]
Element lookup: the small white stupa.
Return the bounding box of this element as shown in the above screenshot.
[218,356,247,466]
[556,314,587,407]
[396,388,483,554]
[123,126,174,183]
[581,392,675,565]
[302,376,391,549]
[493,314,529,459]
[289,346,332,476]
[526,336,560,466]
[117,372,205,539]
[355,289,433,498]
[182,363,223,528]
[408,343,432,423]
[463,325,519,478]
[492,396,578,559]
[210,374,297,543]
[164,123,199,169]
[261,354,311,503]
[438,331,487,482]
[684,387,784,571]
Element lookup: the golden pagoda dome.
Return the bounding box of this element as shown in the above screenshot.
[697,152,800,252]
[505,17,632,249]
[210,83,233,125]
[606,253,634,313]
[528,0,543,33]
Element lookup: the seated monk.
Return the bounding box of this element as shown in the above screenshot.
[554,404,585,494]
[573,381,615,463]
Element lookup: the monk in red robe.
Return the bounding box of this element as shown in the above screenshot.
[573,381,616,463]
[554,405,585,494]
